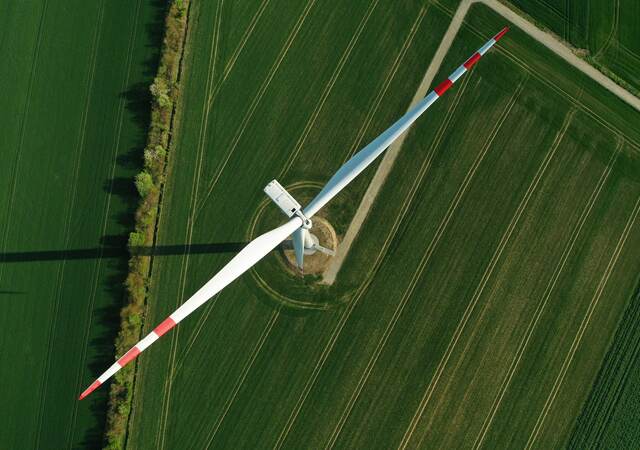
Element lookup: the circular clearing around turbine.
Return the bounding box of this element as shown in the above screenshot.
[246,181,353,310]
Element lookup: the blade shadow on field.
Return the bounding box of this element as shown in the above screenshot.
[0,242,246,263]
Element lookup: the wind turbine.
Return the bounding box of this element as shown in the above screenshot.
[79,27,508,400]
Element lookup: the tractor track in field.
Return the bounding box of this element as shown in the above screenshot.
[0,0,49,283]
[160,0,237,385]
[144,0,640,445]
[171,292,224,376]
[205,0,272,109]
[524,194,640,449]
[324,0,640,284]
[420,109,578,441]
[172,0,382,384]
[193,0,318,219]
[471,136,622,450]
[59,0,122,446]
[322,0,461,284]
[156,0,370,446]
[277,0,381,179]
[18,1,111,447]
[170,1,380,344]
[408,103,572,450]
[79,0,142,448]
[476,0,639,111]
[157,2,324,446]
[171,0,379,390]
[203,312,280,449]
[179,5,425,443]
[322,74,525,450]
[502,48,639,152]
[156,1,225,447]
[340,5,429,164]
[158,0,226,395]
[272,60,474,450]
[534,0,565,20]
[12,0,51,445]
[461,23,640,152]
[441,3,640,150]
[398,78,566,449]
[592,0,619,60]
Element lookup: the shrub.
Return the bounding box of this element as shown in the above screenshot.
[134,171,154,198]
[149,76,168,98]
[150,76,173,109]
[102,0,191,448]
[127,231,145,249]
[175,0,186,18]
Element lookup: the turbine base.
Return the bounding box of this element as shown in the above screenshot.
[282,217,337,275]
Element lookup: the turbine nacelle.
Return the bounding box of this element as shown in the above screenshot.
[263,179,333,270]
[263,179,312,228]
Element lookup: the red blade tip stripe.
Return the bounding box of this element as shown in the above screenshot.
[118,346,141,367]
[434,79,453,96]
[494,26,509,41]
[463,52,481,69]
[79,380,101,400]
[154,317,177,337]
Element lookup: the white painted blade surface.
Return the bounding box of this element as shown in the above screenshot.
[171,216,303,322]
[79,216,302,399]
[303,91,438,218]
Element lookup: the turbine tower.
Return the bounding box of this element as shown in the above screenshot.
[79,27,508,400]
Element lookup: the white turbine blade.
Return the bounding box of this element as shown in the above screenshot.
[304,27,508,218]
[79,26,509,402]
[292,227,305,269]
[79,216,302,400]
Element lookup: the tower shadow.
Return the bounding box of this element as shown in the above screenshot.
[0,241,246,263]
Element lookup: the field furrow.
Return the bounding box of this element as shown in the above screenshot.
[124,2,640,449]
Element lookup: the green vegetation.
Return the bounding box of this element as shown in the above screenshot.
[1,0,635,446]
[505,0,640,92]
[568,284,640,448]
[120,1,640,449]
[103,1,191,448]
[0,0,162,448]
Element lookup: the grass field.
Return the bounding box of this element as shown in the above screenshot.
[127,1,640,449]
[505,0,640,92]
[0,1,162,448]
[569,285,640,448]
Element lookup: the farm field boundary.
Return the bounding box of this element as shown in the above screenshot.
[102,0,191,448]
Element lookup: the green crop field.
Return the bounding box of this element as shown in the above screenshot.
[0,0,162,448]
[506,0,640,92]
[125,1,640,449]
[569,286,640,448]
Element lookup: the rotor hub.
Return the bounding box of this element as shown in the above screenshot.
[296,211,312,229]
